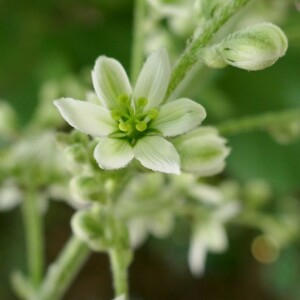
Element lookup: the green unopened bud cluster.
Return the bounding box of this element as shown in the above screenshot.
[203,23,288,71]
[72,207,131,254]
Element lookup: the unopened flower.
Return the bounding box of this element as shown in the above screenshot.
[173,127,230,176]
[204,22,288,71]
[55,49,206,174]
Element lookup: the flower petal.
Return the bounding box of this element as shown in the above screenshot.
[133,49,171,109]
[173,127,230,176]
[188,228,207,277]
[151,98,206,137]
[134,136,180,174]
[54,98,116,137]
[92,56,132,110]
[94,138,134,170]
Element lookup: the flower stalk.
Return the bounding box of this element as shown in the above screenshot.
[130,0,146,83]
[164,0,250,100]
[22,189,44,289]
[109,248,130,299]
[217,109,300,136]
[36,236,90,300]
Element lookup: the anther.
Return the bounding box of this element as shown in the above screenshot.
[136,121,147,132]
[111,109,122,120]
[136,97,148,108]
[117,94,129,105]
[147,108,159,120]
[119,122,131,132]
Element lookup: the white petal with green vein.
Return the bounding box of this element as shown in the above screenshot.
[54,98,116,137]
[133,49,171,110]
[152,98,206,137]
[134,136,180,174]
[94,138,134,169]
[92,56,132,110]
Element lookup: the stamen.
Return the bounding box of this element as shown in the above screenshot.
[119,122,132,132]
[136,121,147,132]
[117,94,129,105]
[146,108,159,121]
[111,109,122,120]
[136,97,148,108]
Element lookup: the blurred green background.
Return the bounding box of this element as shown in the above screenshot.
[1,0,300,299]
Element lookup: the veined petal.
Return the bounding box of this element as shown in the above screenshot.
[94,138,134,170]
[92,56,132,110]
[134,136,180,174]
[54,98,116,137]
[133,49,171,109]
[151,98,206,137]
[173,127,230,176]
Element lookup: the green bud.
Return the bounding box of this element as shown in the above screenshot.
[268,121,300,144]
[173,127,230,176]
[70,175,105,204]
[202,45,229,69]
[64,144,88,164]
[70,130,90,145]
[204,23,288,71]
[71,210,108,251]
[72,208,131,253]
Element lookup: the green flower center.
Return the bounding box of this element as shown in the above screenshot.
[110,94,159,145]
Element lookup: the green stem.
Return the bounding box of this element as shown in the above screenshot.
[36,236,90,300]
[22,189,44,288]
[130,0,146,83]
[164,0,250,100]
[109,248,129,299]
[11,271,36,300]
[217,109,300,136]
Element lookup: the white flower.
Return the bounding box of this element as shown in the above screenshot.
[55,49,206,174]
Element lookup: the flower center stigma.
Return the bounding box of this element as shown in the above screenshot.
[110,94,159,144]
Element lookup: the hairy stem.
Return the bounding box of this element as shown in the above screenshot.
[130,0,146,83]
[217,108,300,136]
[36,236,90,300]
[165,0,250,100]
[109,248,129,299]
[22,189,44,288]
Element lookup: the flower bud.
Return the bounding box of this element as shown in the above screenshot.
[173,127,230,176]
[70,175,105,204]
[71,209,108,251]
[268,121,300,144]
[204,23,288,71]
